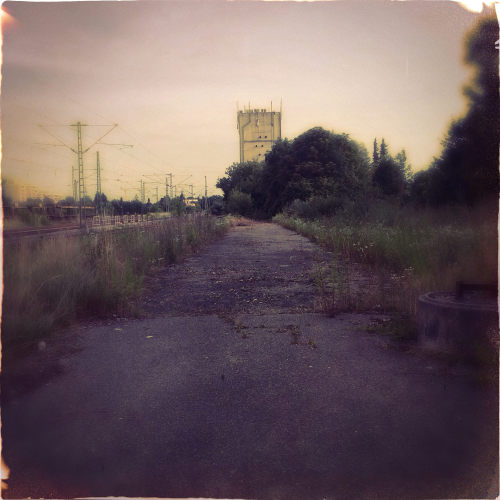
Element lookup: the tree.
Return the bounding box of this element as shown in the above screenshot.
[216,161,262,200]
[81,195,93,206]
[170,197,185,216]
[25,197,42,208]
[227,190,253,216]
[208,195,225,215]
[2,179,13,215]
[410,168,436,205]
[418,15,498,205]
[394,149,412,182]
[59,196,76,206]
[373,156,405,197]
[42,196,55,207]
[259,138,295,216]
[94,192,108,215]
[217,161,265,217]
[261,128,370,216]
[373,138,380,164]
[379,138,388,159]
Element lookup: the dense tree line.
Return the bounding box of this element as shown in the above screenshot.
[3,184,224,218]
[411,15,498,207]
[217,128,372,218]
[218,15,497,218]
[217,130,414,219]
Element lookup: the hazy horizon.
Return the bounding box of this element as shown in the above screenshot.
[1,1,487,201]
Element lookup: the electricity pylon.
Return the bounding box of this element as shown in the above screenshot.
[139,179,146,203]
[204,176,208,211]
[96,151,102,195]
[39,122,118,226]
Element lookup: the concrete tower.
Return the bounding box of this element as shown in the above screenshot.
[237,103,282,163]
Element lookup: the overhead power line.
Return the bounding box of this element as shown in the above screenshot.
[38,121,126,226]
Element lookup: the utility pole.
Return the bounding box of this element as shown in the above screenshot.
[76,122,85,226]
[155,185,159,203]
[96,151,102,195]
[72,165,78,201]
[165,175,170,213]
[169,173,173,198]
[95,152,102,216]
[140,179,145,203]
[189,184,194,198]
[204,175,208,211]
[39,121,119,227]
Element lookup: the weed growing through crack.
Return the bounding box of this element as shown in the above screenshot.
[234,322,249,339]
[307,339,318,349]
[312,261,336,316]
[290,325,301,345]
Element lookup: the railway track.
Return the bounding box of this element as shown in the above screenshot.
[3,224,83,241]
[4,214,182,242]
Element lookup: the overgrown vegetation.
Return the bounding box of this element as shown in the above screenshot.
[3,214,228,348]
[276,200,497,324]
[217,128,371,219]
[217,15,497,338]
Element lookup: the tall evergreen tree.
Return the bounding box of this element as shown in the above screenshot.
[373,138,380,164]
[380,138,388,159]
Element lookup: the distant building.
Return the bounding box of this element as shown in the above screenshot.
[237,104,282,163]
[185,197,198,207]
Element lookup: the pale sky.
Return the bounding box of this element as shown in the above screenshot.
[0,1,486,201]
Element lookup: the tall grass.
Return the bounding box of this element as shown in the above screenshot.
[3,214,228,348]
[4,212,51,230]
[275,202,497,321]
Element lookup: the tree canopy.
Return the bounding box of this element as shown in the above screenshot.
[414,15,498,206]
[217,127,371,218]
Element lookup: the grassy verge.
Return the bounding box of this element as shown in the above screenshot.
[275,204,497,334]
[3,214,229,348]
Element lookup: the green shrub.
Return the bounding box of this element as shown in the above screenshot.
[227,190,253,216]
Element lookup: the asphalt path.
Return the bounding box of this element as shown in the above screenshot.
[2,222,498,499]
